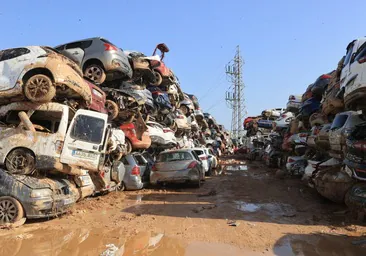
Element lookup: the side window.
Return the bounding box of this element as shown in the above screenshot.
[0,48,30,61]
[54,45,65,51]
[343,44,354,66]
[134,155,146,165]
[191,151,199,161]
[65,42,83,50]
[121,157,129,165]
[354,44,366,63]
[80,40,92,49]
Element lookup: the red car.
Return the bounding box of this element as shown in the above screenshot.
[149,43,175,86]
[120,122,151,153]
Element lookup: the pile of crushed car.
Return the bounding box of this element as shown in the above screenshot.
[241,37,366,220]
[0,38,230,225]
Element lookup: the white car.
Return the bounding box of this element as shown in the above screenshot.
[343,41,366,110]
[203,148,218,176]
[0,46,91,105]
[262,108,285,118]
[192,148,209,173]
[147,121,177,149]
[286,95,301,112]
[340,37,366,94]
[273,111,294,128]
[175,109,190,131]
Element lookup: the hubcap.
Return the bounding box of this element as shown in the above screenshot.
[10,154,28,170]
[0,200,17,223]
[27,77,50,98]
[86,66,103,82]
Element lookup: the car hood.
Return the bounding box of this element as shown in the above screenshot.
[11,173,70,190]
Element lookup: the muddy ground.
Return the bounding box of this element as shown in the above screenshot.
[0,155,366,255]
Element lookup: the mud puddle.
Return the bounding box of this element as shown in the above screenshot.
[234,201,296,217]
[0,229,265,256]
[274,234,366,255]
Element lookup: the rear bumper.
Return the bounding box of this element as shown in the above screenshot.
[124,175,144,190]
[150,169,199,185]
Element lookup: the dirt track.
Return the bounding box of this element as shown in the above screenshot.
[0,155,365,255]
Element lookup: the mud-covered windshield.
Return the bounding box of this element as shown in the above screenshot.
[70,115,105,144]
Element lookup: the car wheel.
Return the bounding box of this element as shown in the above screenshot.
[151,70,163,86]
[84,64,106,84]
[125,139,132,154]
[105,100,119,120]
[6,148,35,175]
[24,74,56,103]
[0,196,24,224]
[195,178,201,188]
[117,182,125,191]
[180,105,189,116]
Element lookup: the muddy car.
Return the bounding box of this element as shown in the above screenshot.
[147,43,175,86]
[0,46,91,105]
[124,51,155,84]
[55,37,132,84]
[315,123,332,151]
[120,118,151,154]
[328,111,365,159]
[121,153,151,190]
[0,170,77,225]
[0,102,113,175]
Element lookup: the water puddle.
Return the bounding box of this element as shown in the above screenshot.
[234,201,296,217]
[273,234,366,256]
[0,229,260,256]
[225,165,248,171]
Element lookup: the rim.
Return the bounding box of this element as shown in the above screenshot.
[0,199,17,223]
[106,101,117,117]
[85,66,103,81]
[9,154,29,171]
[27,77,50,98]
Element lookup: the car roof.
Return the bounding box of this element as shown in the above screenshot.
[55,37,106,47]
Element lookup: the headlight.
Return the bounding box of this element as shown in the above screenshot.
[30,189,52,198]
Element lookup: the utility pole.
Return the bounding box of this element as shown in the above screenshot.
[225,46,246,139]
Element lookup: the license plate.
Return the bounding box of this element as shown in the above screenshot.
[72,150,97,160]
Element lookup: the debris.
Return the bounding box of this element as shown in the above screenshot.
[227,220,240,227]
[100,244,122,256]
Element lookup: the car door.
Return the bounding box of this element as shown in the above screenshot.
[0,47,32,91]
[61,41,87,66]
[60,109,108,172]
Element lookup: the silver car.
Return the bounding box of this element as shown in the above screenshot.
[150,149,205,187]
[55,37,132,84]
[121,153,150,190]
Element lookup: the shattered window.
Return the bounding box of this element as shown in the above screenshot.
[70,115,105,144]
[0,48,30,61]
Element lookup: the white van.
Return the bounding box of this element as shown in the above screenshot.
[0,102,119,175]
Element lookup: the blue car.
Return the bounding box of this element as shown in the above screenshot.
[299,97,321,118]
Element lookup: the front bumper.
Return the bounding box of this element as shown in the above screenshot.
[25,195,76,219]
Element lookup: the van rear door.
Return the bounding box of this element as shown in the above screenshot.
[60,109,108,171]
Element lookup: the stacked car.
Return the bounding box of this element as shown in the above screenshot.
[241,36,366,219]
[0,38,225,225]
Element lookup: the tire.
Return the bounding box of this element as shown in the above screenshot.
[84,64,106,84]
[206,166,212,176]
[0,196,24,224]
[117,182,125,191]
[180,105,189,116]
[194,178,201,188]
[105,100,119,120]
[6,148,35,175]
[24,74,56,103]
[151,71,163,86]
[125,139,132,154]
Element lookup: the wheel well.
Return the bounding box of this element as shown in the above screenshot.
[0,196,26,218]
[83,59,105,72]
[22,68,54,84]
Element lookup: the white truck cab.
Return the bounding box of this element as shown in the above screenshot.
[0,102,114,175]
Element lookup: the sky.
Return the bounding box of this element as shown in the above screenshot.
[0,0,365,129]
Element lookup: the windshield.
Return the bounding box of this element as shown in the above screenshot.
[70,115,105,144]
[157,152,193,162]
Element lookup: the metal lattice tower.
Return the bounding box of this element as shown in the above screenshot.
[225,46,247,139]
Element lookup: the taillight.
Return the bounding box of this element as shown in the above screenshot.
[177,115,184,119]
[358,56,366,64]
[163,128,172,133]
[104,43,118,51]
[199,156,208,161]
[131,166,140,176]
[55,140,64,154]
[288,158,295,163]
[151,165,157,172]
[188,161,197,169]
[121,123,135,130]
[354,142,366,150]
